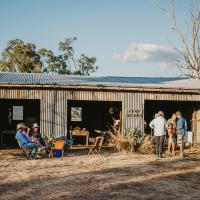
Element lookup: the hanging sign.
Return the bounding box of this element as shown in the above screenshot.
[13,106,23,120]
[71,107,82,121]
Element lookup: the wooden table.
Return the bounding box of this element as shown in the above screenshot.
[70,130,89,146]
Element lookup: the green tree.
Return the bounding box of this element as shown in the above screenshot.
[38,48,70,74]
[58,37,98,75]
[76,54,98,75]
[0,37,98,75]
[0,39,41,73]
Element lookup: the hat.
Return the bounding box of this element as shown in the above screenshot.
[176,111,182,115]
[32,123,40,128]
[158,111,164,116]
[154,113,159,118]
[16,123,26,130]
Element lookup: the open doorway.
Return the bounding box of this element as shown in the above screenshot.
[144,100,200,137]
[0,99,40,148]
[67,100,122,144]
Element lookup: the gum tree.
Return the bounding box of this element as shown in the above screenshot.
[0,37,98,75]
[156,0,200,79]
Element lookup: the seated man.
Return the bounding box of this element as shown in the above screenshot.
[15,123,40,158]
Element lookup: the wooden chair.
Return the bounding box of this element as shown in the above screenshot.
[17,140,31,159]
[49,139,65,158]
[88,136,104,155]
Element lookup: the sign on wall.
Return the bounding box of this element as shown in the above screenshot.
[71,107,82,121]
[126,109,143,118]
[13,106,23,120]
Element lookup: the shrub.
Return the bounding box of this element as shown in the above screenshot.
[109,128,145,152]
[138,135,155,154]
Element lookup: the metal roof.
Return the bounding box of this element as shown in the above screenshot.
[0,72,199,90]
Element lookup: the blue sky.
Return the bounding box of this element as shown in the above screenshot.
[0,0,196,77]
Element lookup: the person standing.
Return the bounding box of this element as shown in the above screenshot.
[176,111,187,157]
[167,113,177,129]
[167,113,177,156]
[149,111,167,158]
[167,123,176,156]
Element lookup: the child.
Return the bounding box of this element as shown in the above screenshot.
[167,123,176,156]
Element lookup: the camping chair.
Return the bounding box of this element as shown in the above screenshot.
[17,139,31,159]
[88,136,104,155]
[58,135,73,151]
[49,139,65,158]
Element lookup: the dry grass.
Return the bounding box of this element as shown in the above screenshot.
[108,128,144,152]
[109,132,133,152]
[0,147,200,200]
[139,135,155,154]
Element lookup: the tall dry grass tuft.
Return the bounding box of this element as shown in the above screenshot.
[139,135,155,154]
[109,128,145,152]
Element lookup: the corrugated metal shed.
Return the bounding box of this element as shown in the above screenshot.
[0,72,200,143]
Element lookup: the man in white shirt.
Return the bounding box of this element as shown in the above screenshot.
[149,111,167,158]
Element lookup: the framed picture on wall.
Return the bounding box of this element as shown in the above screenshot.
[13,106,23,120]
[71,107,82,121]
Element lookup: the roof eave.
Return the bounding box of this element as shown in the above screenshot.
[0,82,199,94]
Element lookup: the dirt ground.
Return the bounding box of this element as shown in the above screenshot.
[0,147,200,200]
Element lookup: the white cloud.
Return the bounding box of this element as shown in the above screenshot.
[113,43,179,66]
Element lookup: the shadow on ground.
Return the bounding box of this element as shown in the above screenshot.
[0,152,200,200]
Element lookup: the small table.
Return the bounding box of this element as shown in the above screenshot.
[70,130,89,146]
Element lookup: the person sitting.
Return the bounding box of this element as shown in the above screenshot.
[30,123,47,147]
[167,123,176,156]
[23,126,33,141]
[15,123,41,158]
[21,125,43,148]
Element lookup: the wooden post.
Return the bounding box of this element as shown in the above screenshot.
[120,111,123,133]
[193,110,197,145]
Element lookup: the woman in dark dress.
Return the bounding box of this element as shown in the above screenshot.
[30,123,46,146]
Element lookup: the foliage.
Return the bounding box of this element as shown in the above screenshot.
[0,37,98,75]
[76,54,98,76]
[122,127,145,149]
[0,39,41,73]
[38,48,70,74]
[138,135,156,154]
[109,128,145,152]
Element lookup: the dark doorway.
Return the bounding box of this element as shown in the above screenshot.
[67,100,122,136]
[0,99,40,148]
[144,100,200,134]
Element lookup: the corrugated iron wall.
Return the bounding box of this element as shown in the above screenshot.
[1,87,200,138]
